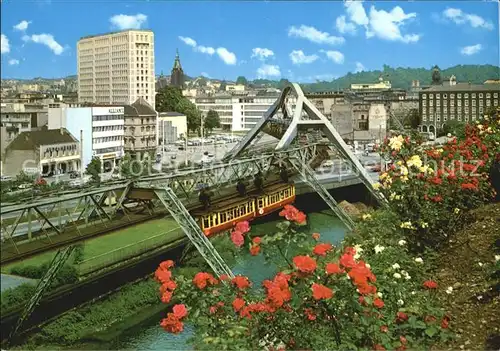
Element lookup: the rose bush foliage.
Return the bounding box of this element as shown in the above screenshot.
[155,209,452,350]
[375,108,499,249]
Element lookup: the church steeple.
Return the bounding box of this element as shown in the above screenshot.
[170,49,185,88]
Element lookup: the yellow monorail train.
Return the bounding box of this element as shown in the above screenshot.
[192,182,296,236]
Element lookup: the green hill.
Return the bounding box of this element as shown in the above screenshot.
[302,64,499,92]
[240,64,499,92]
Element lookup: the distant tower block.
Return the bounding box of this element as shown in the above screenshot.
[170,49,185,89]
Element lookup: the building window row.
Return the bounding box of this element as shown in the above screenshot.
[422,92,497,99]
[95,146,122,154]
[92,115,123,122]
[93,136,123,144]
[93,125,124,132]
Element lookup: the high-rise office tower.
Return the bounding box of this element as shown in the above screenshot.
[77,29,156,107]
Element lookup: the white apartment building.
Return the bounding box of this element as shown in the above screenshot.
[77,29,155,107]
[48,106,125,171]
[191,91,280,131]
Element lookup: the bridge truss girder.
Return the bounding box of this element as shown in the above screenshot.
[0,183,134,257]
[136,143,321,203]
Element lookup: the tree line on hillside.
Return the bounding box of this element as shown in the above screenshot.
[194,65,498,92]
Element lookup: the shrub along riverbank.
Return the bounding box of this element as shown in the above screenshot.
[0,219,182,314]
[15,236,238,349]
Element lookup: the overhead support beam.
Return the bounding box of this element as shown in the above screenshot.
[289,158,355,230]
[154,187,234,278]
[8,246,76,343]
[221,82,387,207]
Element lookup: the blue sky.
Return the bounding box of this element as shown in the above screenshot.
[1,0,499,82]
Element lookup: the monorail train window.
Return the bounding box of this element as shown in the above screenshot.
[203,217,210,228]
[220,212,227,223]
[258,198,264,207]
[227,211,233,222]
[212,214,219,226]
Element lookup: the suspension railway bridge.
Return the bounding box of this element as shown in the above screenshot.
[0,83,386,342]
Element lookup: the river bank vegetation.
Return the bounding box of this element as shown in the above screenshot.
[155,109,499,350]
[13,235,239,349]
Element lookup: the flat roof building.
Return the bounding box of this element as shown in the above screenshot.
[419,81,499,134]
[77,29,156,107]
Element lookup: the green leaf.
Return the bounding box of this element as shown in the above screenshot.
[425,326,438,337]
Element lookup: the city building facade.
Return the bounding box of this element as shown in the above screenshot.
[419,80,499,133]
[158,112,187,145]
[123,98,157,158]
[3,127,81,177]
[48,106,124,170]
[0,109,32,142]
[77,29,156,106]
[191,90,280,131]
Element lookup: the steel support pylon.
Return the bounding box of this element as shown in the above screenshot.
[225,82,388,207]
[289,158,355,231]
[154,187,234,278]
[8,245,76,343]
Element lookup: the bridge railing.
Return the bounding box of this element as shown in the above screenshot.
[77,226,183,275]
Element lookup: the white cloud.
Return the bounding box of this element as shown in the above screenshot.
[289,50,319,65]
[23,34,64,55]
[336,15,356,34]
[443,8,494,30]
[345,0,369,26]
[355,62,365,72]
[1,34,10,54]
[13,20,31,31]
[366,6,419,43]
[321,50,344,64]
[197,46,215,55]
[288,25,344,45]
[201,72,210,78]
[216,47,237,65]
[109,14,147,30]
[178,37,235,64]
[256,64,281,78]
[460,44,482,56]
[8,59,20,65]
[338,1,419,43]
[178,36,197,47]
[251,47,274,61]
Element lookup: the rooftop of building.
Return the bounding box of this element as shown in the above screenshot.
[159,112,185,117]
[305,91,344,98]
[7,127,78,151]
[124,97,156,116]
[422,82,500,92]
[79,29,153,41]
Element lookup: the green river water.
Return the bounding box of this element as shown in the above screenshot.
[113,210,347,350]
